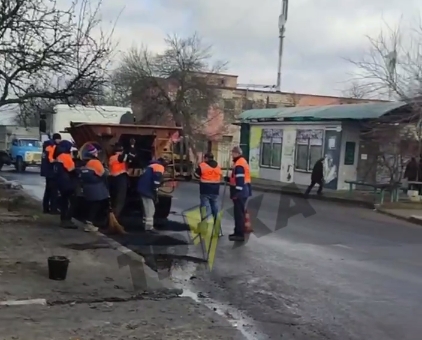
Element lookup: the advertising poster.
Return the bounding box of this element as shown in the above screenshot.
[296,129,323,145]
[249,126,262,177]
[281,129,296,183]
[323,130,342,189]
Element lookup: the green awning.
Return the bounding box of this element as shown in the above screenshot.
[239,101,408,122]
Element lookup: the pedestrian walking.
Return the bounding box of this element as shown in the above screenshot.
[41,133,61,214]
[194,152,222,223]
[54,140,77,228]
[137,158,166,233]
[225,146,251,242]
[109,142,129,217]
[79,144,109,232]
[305,157,325,197]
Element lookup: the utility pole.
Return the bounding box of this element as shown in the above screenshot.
[276,0,288,92]
[385,50,397,101]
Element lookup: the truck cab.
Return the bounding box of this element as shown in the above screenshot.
[8,137,42,172]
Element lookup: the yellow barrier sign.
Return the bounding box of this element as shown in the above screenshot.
[184,205,223,271]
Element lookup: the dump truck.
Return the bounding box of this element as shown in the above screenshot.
[65,122,193,226]
[0,126,42,172]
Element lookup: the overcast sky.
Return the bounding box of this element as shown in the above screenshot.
[102,0,421,97]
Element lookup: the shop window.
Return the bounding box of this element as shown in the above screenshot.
[260,129,282,168]
[295,129,324,171]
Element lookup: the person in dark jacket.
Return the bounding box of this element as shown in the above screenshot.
[194,153,222,223]
[79,144,110,232]
[53,140,77,228]
[404,157,418,181]
[126,138,138,168]
[137,158,166,232]
[305,157,325,197]
[41,133,61,213]
[224,146,251,242]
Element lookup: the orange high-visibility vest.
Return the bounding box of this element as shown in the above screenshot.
[56,153,75,172]
[46,145,56,163]
[109,153,127,176]
[149,163,164,174]
[86,159,105,177]
[229,157,251,186]
[199,162,222,184]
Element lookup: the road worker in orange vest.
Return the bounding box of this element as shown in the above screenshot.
[109,142,129,217]
[53,140,78,229]
[224,146,251,242]
[194,152,222,223]
[80,144,110,232]
[41,133,61,214]
[137,157,167,233]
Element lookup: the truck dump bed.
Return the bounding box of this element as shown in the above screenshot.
[66,121,192,181]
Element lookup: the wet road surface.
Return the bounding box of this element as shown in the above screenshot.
[2,168,422,340]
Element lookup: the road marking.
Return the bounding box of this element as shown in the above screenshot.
[0,298,47,306]
[332,244,355,250]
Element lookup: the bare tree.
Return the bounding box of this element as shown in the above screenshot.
[347,20,422,102]
[0,0,116,109]
[17,98,55,128]
[347,20,422,184]
[341,82,368,100]
[113,33,229,155]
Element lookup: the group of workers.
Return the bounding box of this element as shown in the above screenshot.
[195,146,251,242]
[41,133,251,241]
[41,134,166,233]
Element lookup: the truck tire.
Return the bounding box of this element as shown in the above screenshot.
[15,157,26,173]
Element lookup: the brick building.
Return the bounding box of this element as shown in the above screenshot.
[131,72,383,167]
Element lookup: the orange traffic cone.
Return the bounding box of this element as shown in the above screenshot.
[244,209,253,234]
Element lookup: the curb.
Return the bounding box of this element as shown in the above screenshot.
[376,209,422,227]
[0,298,47,307]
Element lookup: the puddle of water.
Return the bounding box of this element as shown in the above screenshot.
[140,255,264,339]
[169,262,265,340]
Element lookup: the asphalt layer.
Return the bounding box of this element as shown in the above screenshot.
[2,167,422,340]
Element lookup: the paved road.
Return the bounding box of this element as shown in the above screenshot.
[2,168,422,340]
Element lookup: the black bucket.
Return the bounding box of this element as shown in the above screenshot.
[48,256,70,281]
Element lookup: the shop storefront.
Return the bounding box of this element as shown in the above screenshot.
[246,122,354,190]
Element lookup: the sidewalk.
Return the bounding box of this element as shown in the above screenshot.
[250,178,422,226]
[193,177,377,207]
[376,206,422,227]
[192,176,422,227]
[0,183,242,339]
[250,178,375,207]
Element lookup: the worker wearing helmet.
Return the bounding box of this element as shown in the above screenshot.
[137,157,166,233]
[109,142,128,217]
[53,140,78,229]
[41,133,61,214]
[79,144,109,232]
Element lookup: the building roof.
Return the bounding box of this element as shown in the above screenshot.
[239,101,407,122]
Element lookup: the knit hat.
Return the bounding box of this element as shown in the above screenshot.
[58,140,73,153]
[231,146,242,155]
[52,133,61,140]
[85,143,97,155]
